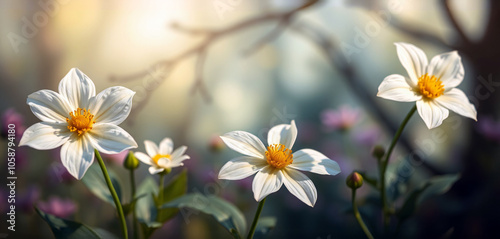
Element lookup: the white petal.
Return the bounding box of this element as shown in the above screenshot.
[144,140,159,157]
[252,166,284,202]
[60,135,94,180]
[427,51,464,90]
[395,42,429,85]
[88,86,135,125]
[19,122,71,150]
[436,88,477,121]
[218,156,267,180]
[290,149,341,175]
[171,155,190,165]
[267,120,298,149]
[283,168,317,207]
[27,90,73,123]
[149,166,164,174]
[377,74,422,102]
[416,100,450,129]
[171,146,187,159]
[220,131,267,158]
[88,123,137,154]
[58,68,96,110]
[134,152,154,166]
[158,138,174,155]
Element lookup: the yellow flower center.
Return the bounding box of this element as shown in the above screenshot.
[265,144,293,169]
[152,154,171,165]
[66,108,95,136]
[417,73,444,99]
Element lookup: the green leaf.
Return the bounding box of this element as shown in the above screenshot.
[36,208,105,239]
[253,217,277,239]
[397,174,460,223]
[122,194,146,216]
[135,177,159,227]
[155,169,188,222]
[163,193,247,238]
[81,164,122,207]
[417,174,460,204]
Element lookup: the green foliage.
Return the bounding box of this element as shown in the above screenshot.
[163,193,247,239]
[36,208,116,239]
[253,217,277,239]
[81,164,122,208]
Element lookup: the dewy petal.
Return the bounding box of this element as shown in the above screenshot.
[377,74,422,102]
[158,138,174,155]
[290,149,341,175]
[220,131,267,158]
[144,140,159,157]
[149,166,165,175]
[267,120,298,149]
[58,68,96,110]
[427,51,464,90]
[171,146,187,159]
[252,166,284,202]
[60,134,94,180]
[436,88,477,121]
[19,122,71,150]
[88,123,137,154]
[88,86,135,125]
[134,152,154,166]
[395,42,429,85]
[27,90,73,123]
[283,168,317,207]
[416,100,450,129]
[219,156,267,180]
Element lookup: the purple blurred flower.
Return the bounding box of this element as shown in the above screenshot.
[1,108,26,138]
[477,116,500,142]
[321,105,361,131]
[38,196,77,218]
[101,150,129,165]
[352,127,382,147]
[18,186,40,213]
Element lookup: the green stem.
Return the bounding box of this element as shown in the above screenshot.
[352,189,375,239]
[94,149,128,239]
[130,169,139,239]
[247,197,267,239]
[379,105,417,228]
[158,173,165,219]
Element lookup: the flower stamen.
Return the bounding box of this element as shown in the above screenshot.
[152,154,171,165]
[66,108,95,136]
[417,73,444,99]
[265,144,293,169]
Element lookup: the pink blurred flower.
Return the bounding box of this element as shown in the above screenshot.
[352,127,382,147]
[38,197,77,218]
[101,150,129,165]
[321,105,361,131]
[477,116,500,142]
[1,108,26,138]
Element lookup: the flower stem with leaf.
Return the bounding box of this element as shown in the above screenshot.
[379,105,417,228]
[95,149,128,239]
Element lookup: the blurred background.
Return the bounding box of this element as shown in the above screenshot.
[0,0,499,238]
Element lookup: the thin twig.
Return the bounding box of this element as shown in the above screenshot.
[191,50,212,102]
[242,15,294,57]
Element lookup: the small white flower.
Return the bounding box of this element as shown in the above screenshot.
[20,68,137,179]
[134,138,190,174]
[219,120,341,207]
[377,42,477,129]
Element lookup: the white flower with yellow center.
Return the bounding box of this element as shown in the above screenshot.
[377,42,477,129]
[134,138,190,174]
[219,120,341,207]
[19,68,137,179]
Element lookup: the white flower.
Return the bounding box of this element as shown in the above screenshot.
[134,138,190,174]
[218,120,341,207]
[377,42,477,129]
[19,68,137,179]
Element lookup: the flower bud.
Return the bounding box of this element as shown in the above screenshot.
[346,172,364,189]
[371,145,385,159]
[123,152,139,170]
